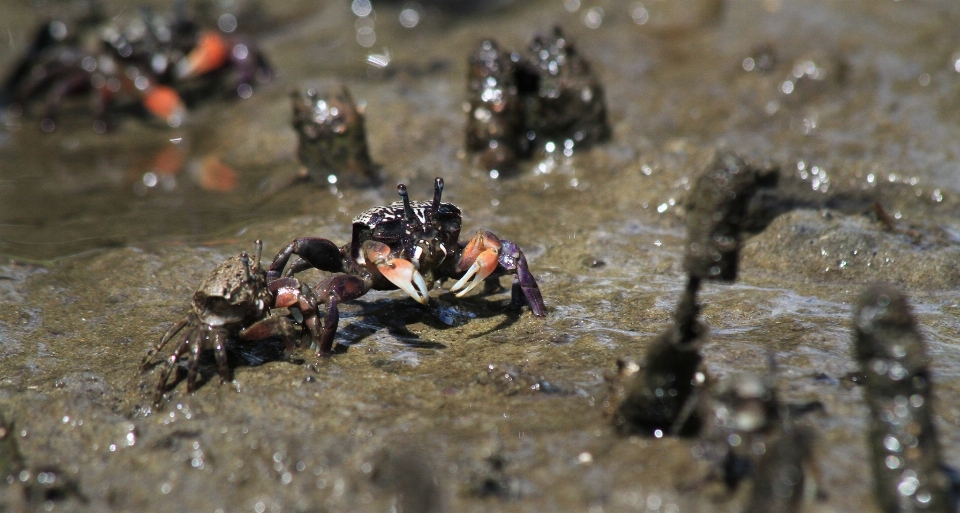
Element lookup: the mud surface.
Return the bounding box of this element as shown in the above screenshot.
[3,0,960,511]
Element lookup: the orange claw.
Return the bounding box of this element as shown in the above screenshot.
[142,85,187,126]
[176,30,229,79]
[361,240,429,304]
[451,230,501,297]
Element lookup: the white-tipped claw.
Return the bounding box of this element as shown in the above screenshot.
[412,269,430,304]
[451,248,499,297]
[381,259,430,304]
[452,261,483,297]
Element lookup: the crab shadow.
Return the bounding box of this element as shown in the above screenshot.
[330,286,526,354]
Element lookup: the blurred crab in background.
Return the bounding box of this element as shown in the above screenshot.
[0,1,271,132]
[268,177,547,355]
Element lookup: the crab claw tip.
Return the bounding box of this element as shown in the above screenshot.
[413,271,430,304]
[451,247,500,297]
[451,261,481,296]
[389,266,428,304]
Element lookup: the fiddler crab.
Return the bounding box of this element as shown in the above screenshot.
[141,240,320,404]
[268,177,547,355]
[1,4,270,131]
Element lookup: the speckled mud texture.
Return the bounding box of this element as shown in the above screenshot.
[3,0,960,512]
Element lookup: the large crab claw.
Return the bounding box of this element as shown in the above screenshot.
[362,240,429,304]
[451,230,502,297]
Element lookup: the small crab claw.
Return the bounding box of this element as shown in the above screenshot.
[176,30,229,79]
[362,240,429,304]
[451,230,502,297]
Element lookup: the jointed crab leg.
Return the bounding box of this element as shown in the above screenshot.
[452,230,502,297]
[153,328,196,404]
[268,237,343,281]
[314,274,367,356]
[361,240,429,304]
[185,328,205,392]
[501,239,546,317]
[210,328,229,385]
[141,316,190,368]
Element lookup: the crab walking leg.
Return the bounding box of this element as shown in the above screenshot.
[153,329,194,404]
[211,328,229,385]
[314,275,368,356]
[185,328,205,393]
[268,237,343,281]
[500,239,546,317]
[141,316,190,369]
[452,230,502,296]
[361,240,429,304]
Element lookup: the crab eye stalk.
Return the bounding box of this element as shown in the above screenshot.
[240,252,251,282]
[253,240,263,273]
[397,183,416,223]
[431,177,444,223]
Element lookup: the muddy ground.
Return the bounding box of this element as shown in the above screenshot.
[3,0,960,511]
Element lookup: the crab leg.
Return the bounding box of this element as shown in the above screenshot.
[153,328,194,404]
[501,239,546,317]
[185,328,205,392]
[361,240,429,304]
[268,237,343,281]
[451,230,502,297]
[311,274,368,356]
[211,328,229,385]
[141,316,190,369]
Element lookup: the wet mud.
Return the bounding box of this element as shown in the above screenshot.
[3,0,960,511]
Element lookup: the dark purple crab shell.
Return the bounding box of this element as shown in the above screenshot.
[349,200,462,259]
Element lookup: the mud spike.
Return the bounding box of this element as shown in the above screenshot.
[240,252,251,282]
[253,240,263,273]
[397,183,416,222]
[430,177,444,223]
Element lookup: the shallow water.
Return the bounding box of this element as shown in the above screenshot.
[3,0,960,511]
